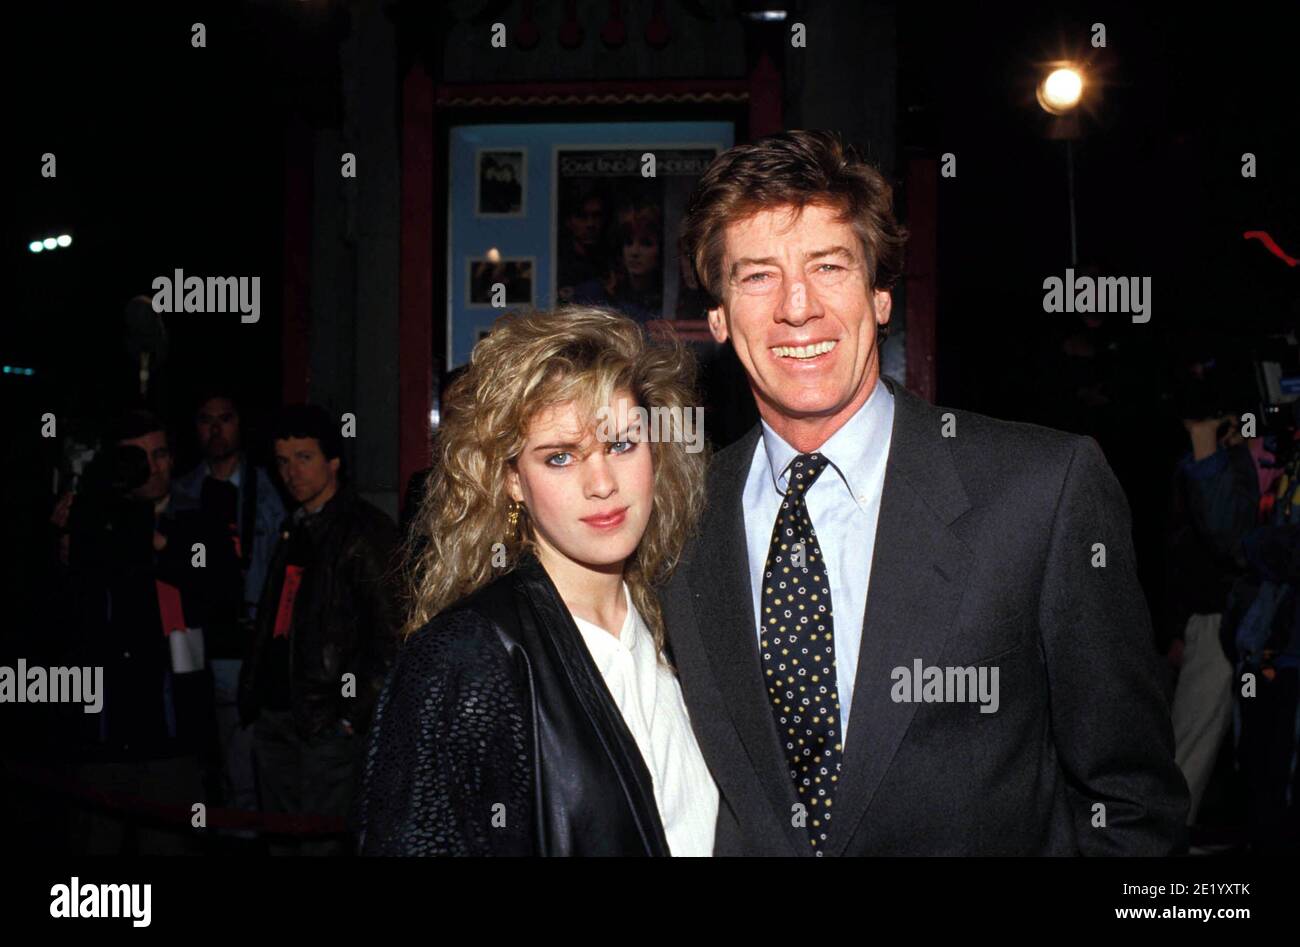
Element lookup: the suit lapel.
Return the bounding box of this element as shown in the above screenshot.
[827,376,974,855]
[687,423,807,853]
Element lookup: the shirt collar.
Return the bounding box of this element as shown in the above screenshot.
[759,375,893,499]
[201,456,244,489]
[292,488,337,526]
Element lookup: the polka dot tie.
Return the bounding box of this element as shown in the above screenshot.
[760,452,840,854]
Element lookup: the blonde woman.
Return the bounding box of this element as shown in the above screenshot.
[356,306,719,856]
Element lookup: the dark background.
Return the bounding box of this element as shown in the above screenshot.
[4,2,1295,465]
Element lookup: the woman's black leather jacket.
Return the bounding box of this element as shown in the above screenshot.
[354,552,671,856]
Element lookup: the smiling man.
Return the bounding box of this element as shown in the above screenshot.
[663,129,1189,856]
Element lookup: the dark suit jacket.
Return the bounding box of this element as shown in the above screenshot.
[661,374,1190,855]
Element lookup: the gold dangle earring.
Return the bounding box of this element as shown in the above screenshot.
[507,500,522,537]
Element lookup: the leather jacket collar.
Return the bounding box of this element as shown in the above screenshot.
[464,552,672,856]
[288,485,353,536]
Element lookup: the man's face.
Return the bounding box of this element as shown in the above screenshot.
[274,437,339,508]
[196,397,241,462]
[707,202,892,425]
[120,430,172,502]
[567,198,606,248]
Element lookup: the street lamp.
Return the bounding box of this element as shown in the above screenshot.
[1038,62,1085,266]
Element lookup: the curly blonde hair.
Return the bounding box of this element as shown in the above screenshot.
[403,305,708,654]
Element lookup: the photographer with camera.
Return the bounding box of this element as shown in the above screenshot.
[1222,401,1300,850]
[1164,403,1257,829]
[49,409,242,854]
[1164,347,1300,847]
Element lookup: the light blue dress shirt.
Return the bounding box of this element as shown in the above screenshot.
[742,377,895,741]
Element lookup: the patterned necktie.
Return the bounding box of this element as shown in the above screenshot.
[759,452,840,854]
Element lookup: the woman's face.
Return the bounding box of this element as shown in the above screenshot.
[623,230,660,277]
[507,388,654,573]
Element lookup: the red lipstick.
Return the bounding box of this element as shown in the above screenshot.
[581,506,628,529]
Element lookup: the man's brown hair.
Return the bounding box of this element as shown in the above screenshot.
[679,130,908,332]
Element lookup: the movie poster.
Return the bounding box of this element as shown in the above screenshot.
[554,147,719,324]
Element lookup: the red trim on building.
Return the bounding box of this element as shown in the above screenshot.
[399,66,435,512]
[748,51,782,138]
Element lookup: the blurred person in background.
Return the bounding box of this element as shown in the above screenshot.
[1162,353,1259,829]
[175,387,285,823]
[1221,400,1300,851]
[51,409,240,854]
[238,404,401,855]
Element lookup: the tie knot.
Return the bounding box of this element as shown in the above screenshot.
[787,452,830,492]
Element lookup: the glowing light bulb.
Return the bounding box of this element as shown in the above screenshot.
[1038,67,1084,114]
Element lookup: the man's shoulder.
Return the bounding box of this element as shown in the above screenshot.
[250,466,286,511]
[933,401,1086,464]
[710,424,762,477]
[173,464,206,497]
[913,398,1110,515]
[168,485,203,514]
[341,492,400,540]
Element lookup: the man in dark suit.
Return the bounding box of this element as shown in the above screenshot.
[663,130,1189,856]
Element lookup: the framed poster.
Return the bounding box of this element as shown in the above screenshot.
[476,148,526,217]
[466,256,535,307]
[447,121,734,367]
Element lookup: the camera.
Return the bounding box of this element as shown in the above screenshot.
[64,442,156,570]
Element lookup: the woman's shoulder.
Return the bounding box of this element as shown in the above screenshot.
[400,569,529,675]
[383,609,527,728]
[402,611,508,678]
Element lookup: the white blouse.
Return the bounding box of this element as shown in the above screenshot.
[571,583,719,857]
